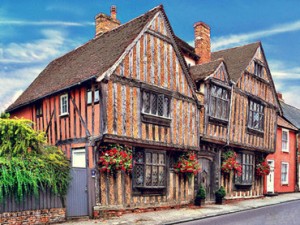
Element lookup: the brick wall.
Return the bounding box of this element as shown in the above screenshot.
[0,208,66,225]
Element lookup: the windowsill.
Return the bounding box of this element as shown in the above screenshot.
[247,127,264,136]
[135,186,166,189]
[282,150,289,153]
[141,113,171,127]
[281,183,289,186]
[60,113,69,117]
[208,116,228,126]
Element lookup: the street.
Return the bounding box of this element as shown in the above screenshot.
[176,200,300,225]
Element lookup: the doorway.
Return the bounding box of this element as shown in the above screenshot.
[66,149,88,217]
[267,160,275,193]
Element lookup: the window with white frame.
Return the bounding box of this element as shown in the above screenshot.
[281,162,289,185]
[282,129,289,152]
[60,94,69,115]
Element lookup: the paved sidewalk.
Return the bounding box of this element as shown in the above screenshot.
[60,192,300,225]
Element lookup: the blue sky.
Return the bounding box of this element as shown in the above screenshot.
[1,0,300,112]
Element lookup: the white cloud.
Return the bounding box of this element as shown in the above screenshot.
[211,20,300,51]
[0,29,79,64]
[269,60,300,80]
[0,29,82,112]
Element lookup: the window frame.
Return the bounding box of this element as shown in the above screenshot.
[281,162,289,185]
[247,99,264,134]
[254,61,263,78]
[281,129,289,152]
[141,89,171,127]
[60,94,69,116]
[36,102,43,118]
[209,84,230,124]
[87,86,100,105]
[133,149,167,192]
[235,152,254,186]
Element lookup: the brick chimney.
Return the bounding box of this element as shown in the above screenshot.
[277,92,284,102]
[194,22,211,64]
[95,5,121,37]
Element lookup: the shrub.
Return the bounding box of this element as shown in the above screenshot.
[0,118,70,202]
[215,186,226,199]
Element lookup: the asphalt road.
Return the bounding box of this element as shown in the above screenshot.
[176,200,300,225]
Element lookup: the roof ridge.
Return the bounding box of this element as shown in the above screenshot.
[212,41,261,54]
[191,58,223,67]
[94,5,162,39]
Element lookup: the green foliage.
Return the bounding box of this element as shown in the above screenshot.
[0,118,70,202]
[194,185,206,206]
[215,186,226,199]
[0,112,10,119]
[0,118,46,157]
[196,185,206,199]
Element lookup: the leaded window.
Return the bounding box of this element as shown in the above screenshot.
[235,153,254,186]
[248,100,264,132]
[134,149,166,188]
[209,85,229,121]
[142,91,170,118]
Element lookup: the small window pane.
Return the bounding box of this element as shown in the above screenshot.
[87,90,92,104]
[94,89,100,102]
[151,94,157,115]
[72,149,86,168]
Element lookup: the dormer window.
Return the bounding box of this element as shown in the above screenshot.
[254,62,263,77]
[209,85,229,123]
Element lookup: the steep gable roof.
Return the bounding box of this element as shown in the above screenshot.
[211,42,260,82]
[281,101,300,129]
[7,6,161,112]
[190,58,224,81]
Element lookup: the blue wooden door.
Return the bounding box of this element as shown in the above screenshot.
[66,149,88,217]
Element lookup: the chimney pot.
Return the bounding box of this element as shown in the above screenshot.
[111,5,117,20]
[95,6,120,37]
[194,21,211,64]
[277,92,284,102]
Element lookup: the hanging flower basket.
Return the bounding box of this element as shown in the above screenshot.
[173,152,200,178]
[221,151,242,176]
[256,161,270,176]
[98,144,132,174]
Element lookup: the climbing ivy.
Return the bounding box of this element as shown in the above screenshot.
[0,118,70,202]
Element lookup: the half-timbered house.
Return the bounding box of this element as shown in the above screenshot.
[6,5,202,217]
[180,22,282,200]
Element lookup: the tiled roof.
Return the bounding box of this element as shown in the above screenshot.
[174,36,199,60]
[277,116,298,131]
[7,6,161,112]
[189,59,223,81]
[211,42,260,82]
[281,101,300,129]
